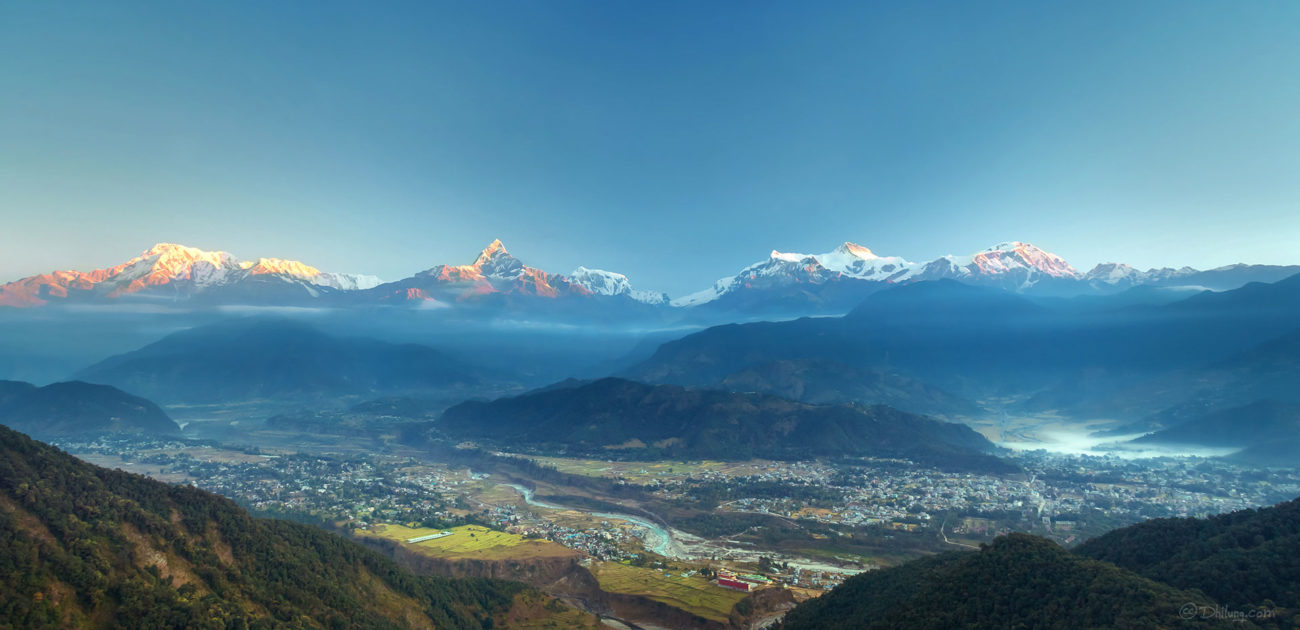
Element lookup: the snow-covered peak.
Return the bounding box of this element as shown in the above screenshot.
[970,241,1079,279]
[311,272,384,291]
[769,250,817,264]
[104,243,242,293]
[468,240,525,279]
[1084,262,1142,285]
[235,256,381,289]
[670,277,735,307]
[135,242,236,270]
[817,243,910,280]
[983,241,1028,252]
[673,240,1086,305]
[240,257,322,278]
[568,266,669,304]
[570,266,632,296]
[835,242,879,259]
[0,242,381,307]
[893,241,1078,288]
[474,239,509,263]
[670,241,913,306]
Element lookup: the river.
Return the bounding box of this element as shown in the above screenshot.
[503,483,687,557]
[503,483,865,575]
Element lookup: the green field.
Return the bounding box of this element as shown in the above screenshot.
[516,455,766,483]
[590,561,749,622]
[364,524,573,559]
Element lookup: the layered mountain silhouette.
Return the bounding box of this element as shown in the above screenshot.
[74,317,501,404]
[431,377,1013,472]
[0,380,180,437]
[1123,400,1300,465]
[632,274,1300,425]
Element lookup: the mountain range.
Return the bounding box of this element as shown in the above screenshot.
[20,261,1300,442]
[74,317,508,404]
[630,272,1300,430]
[0,242,381,308]
[3,240,1296,318]
[1131,400,1300,466]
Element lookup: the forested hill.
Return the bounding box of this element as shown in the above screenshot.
[0,424,579,629]
[779,498,1300,630]
[778,533,1251,630]
[434,377,1014,473]
[1076,497,1300,610]
[0,380,180,437]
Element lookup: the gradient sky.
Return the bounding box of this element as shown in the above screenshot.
[2,1,1298,296]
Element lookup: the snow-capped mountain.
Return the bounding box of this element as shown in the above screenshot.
[1080,262,1199,290]
[672,240,1083,306]
[3,238,1297,316]
[1082,262,1145,288]
[671,239,1300,308]
[897,241,1080,291]
[409,239,575,298]
[569,267,669,305]
[672,242,912,307]
[366,240,666,309]
[817,242,914,281]
[1080,262,1300,293]
[0,243,381,307]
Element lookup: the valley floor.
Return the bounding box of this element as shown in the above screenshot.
[54,416,1300,629]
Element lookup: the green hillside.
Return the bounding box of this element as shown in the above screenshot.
[0,423,581,629]
[434,377,1013,472]
[1076,497,1300,610]
[779,533,1251,630]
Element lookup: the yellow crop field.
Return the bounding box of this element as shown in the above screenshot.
[363,524,573,559]
[590,562,749,622]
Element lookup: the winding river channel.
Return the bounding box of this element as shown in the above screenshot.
[503,483,865,576]
[503,483,684,557]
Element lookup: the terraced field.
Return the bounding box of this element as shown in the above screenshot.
[364,524,574,559]
[590,562,749,622]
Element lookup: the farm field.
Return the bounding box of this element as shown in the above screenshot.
[589,561,749,622]
[364,524,575,560]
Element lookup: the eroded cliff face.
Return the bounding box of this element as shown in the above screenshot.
[729,587,797,630]
[362,537,794,630]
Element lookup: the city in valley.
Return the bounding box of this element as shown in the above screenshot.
[5,5,1300,627]
[53,421,1300,626]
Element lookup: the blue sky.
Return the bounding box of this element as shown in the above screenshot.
[2,1,1298,296]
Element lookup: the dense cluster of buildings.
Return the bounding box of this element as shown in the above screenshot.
[55,436,1300,560]
[642,453,1300,542]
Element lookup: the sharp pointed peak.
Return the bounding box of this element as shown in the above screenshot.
[468,239,514,267]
